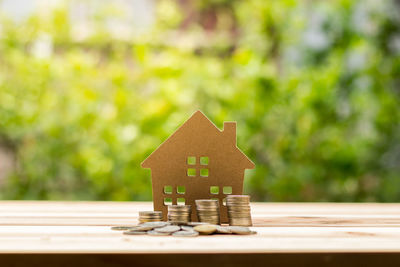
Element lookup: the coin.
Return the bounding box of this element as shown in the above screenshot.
[172,230,199,237]
[215,226,232,234]
[154,225,181,233]
[195,199,220,225]
[138,210,163,223]
[195,199,219,205]
[226,195,250,200]
[227,215,252,219]
[168,205,191,211]
[228,226,253,235]
[226,195,252,226]
[136,225,156,231]
[193,224,217,235]
[111,226,136,231]
[123,230,147,235]
[140,221,170,228]
[168,205,191,224]
[180,225,195,231]
[147,230,171,236]
[228,218,252,227]
[187,222,208,226]
[139,211,162,216]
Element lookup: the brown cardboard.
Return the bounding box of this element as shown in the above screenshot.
[141,110,255,223]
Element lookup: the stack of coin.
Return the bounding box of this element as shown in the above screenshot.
[195,199,220,225]
[226,195,252,226]
[138,211,163,223]
[167,205,191,224]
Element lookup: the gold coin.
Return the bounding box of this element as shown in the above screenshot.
[193,224,217,235]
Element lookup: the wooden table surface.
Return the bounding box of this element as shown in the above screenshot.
[1,201,400,266]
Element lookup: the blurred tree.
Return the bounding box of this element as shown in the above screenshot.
[0,0,399,202]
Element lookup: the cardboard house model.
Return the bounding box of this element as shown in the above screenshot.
[141,111,255,223]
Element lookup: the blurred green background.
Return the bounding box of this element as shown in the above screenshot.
[0,0,399,202]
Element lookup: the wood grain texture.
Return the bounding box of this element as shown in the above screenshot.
[1,254,400,267]
[1,201,400,227]
[0,201,400,255]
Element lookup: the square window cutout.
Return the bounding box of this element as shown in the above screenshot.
[164,185,172,194]
[177,186,186,194]
[223,186,232,194]
[187,168,196,177]
[222,198,227,206]
[177,198,185,205]
[187,156,196,165]
[200,157,209,165]
[210,186,219,194]
[164,198,172,206]
[200,169,209,177]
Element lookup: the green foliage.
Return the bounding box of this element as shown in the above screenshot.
[0,0,399,201]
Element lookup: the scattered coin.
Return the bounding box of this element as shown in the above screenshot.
[140,221,170,229]
[215,226,232,234]
[228,226,254,235]
[187,222,208,226]
[136,225,156,231]
[154,225,181,233]
[114,203,257,237]
[172,230,199,237]
[123,230,148,235]
[180,225,195,232]
[193,224,217,235]
[111,226,136,231]
[147,230,171,236]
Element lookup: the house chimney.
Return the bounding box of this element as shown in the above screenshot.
[223,122,236,145]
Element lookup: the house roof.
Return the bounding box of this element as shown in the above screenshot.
[141,110,255,170]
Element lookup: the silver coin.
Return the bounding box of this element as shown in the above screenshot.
[227,195,250,199]
[168,205,191,211]
[136,225,155,231]
[111,226,136,231]
[196,201,219,204]
[147,230,171,236]
[215,226,232,234]
[187,222,208,226]
[172,230,199,237]
[180,225,195,231]
[123,230,147,235]
[154,225,181,233]
[228,226,253,235]
[140,221,170,228]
